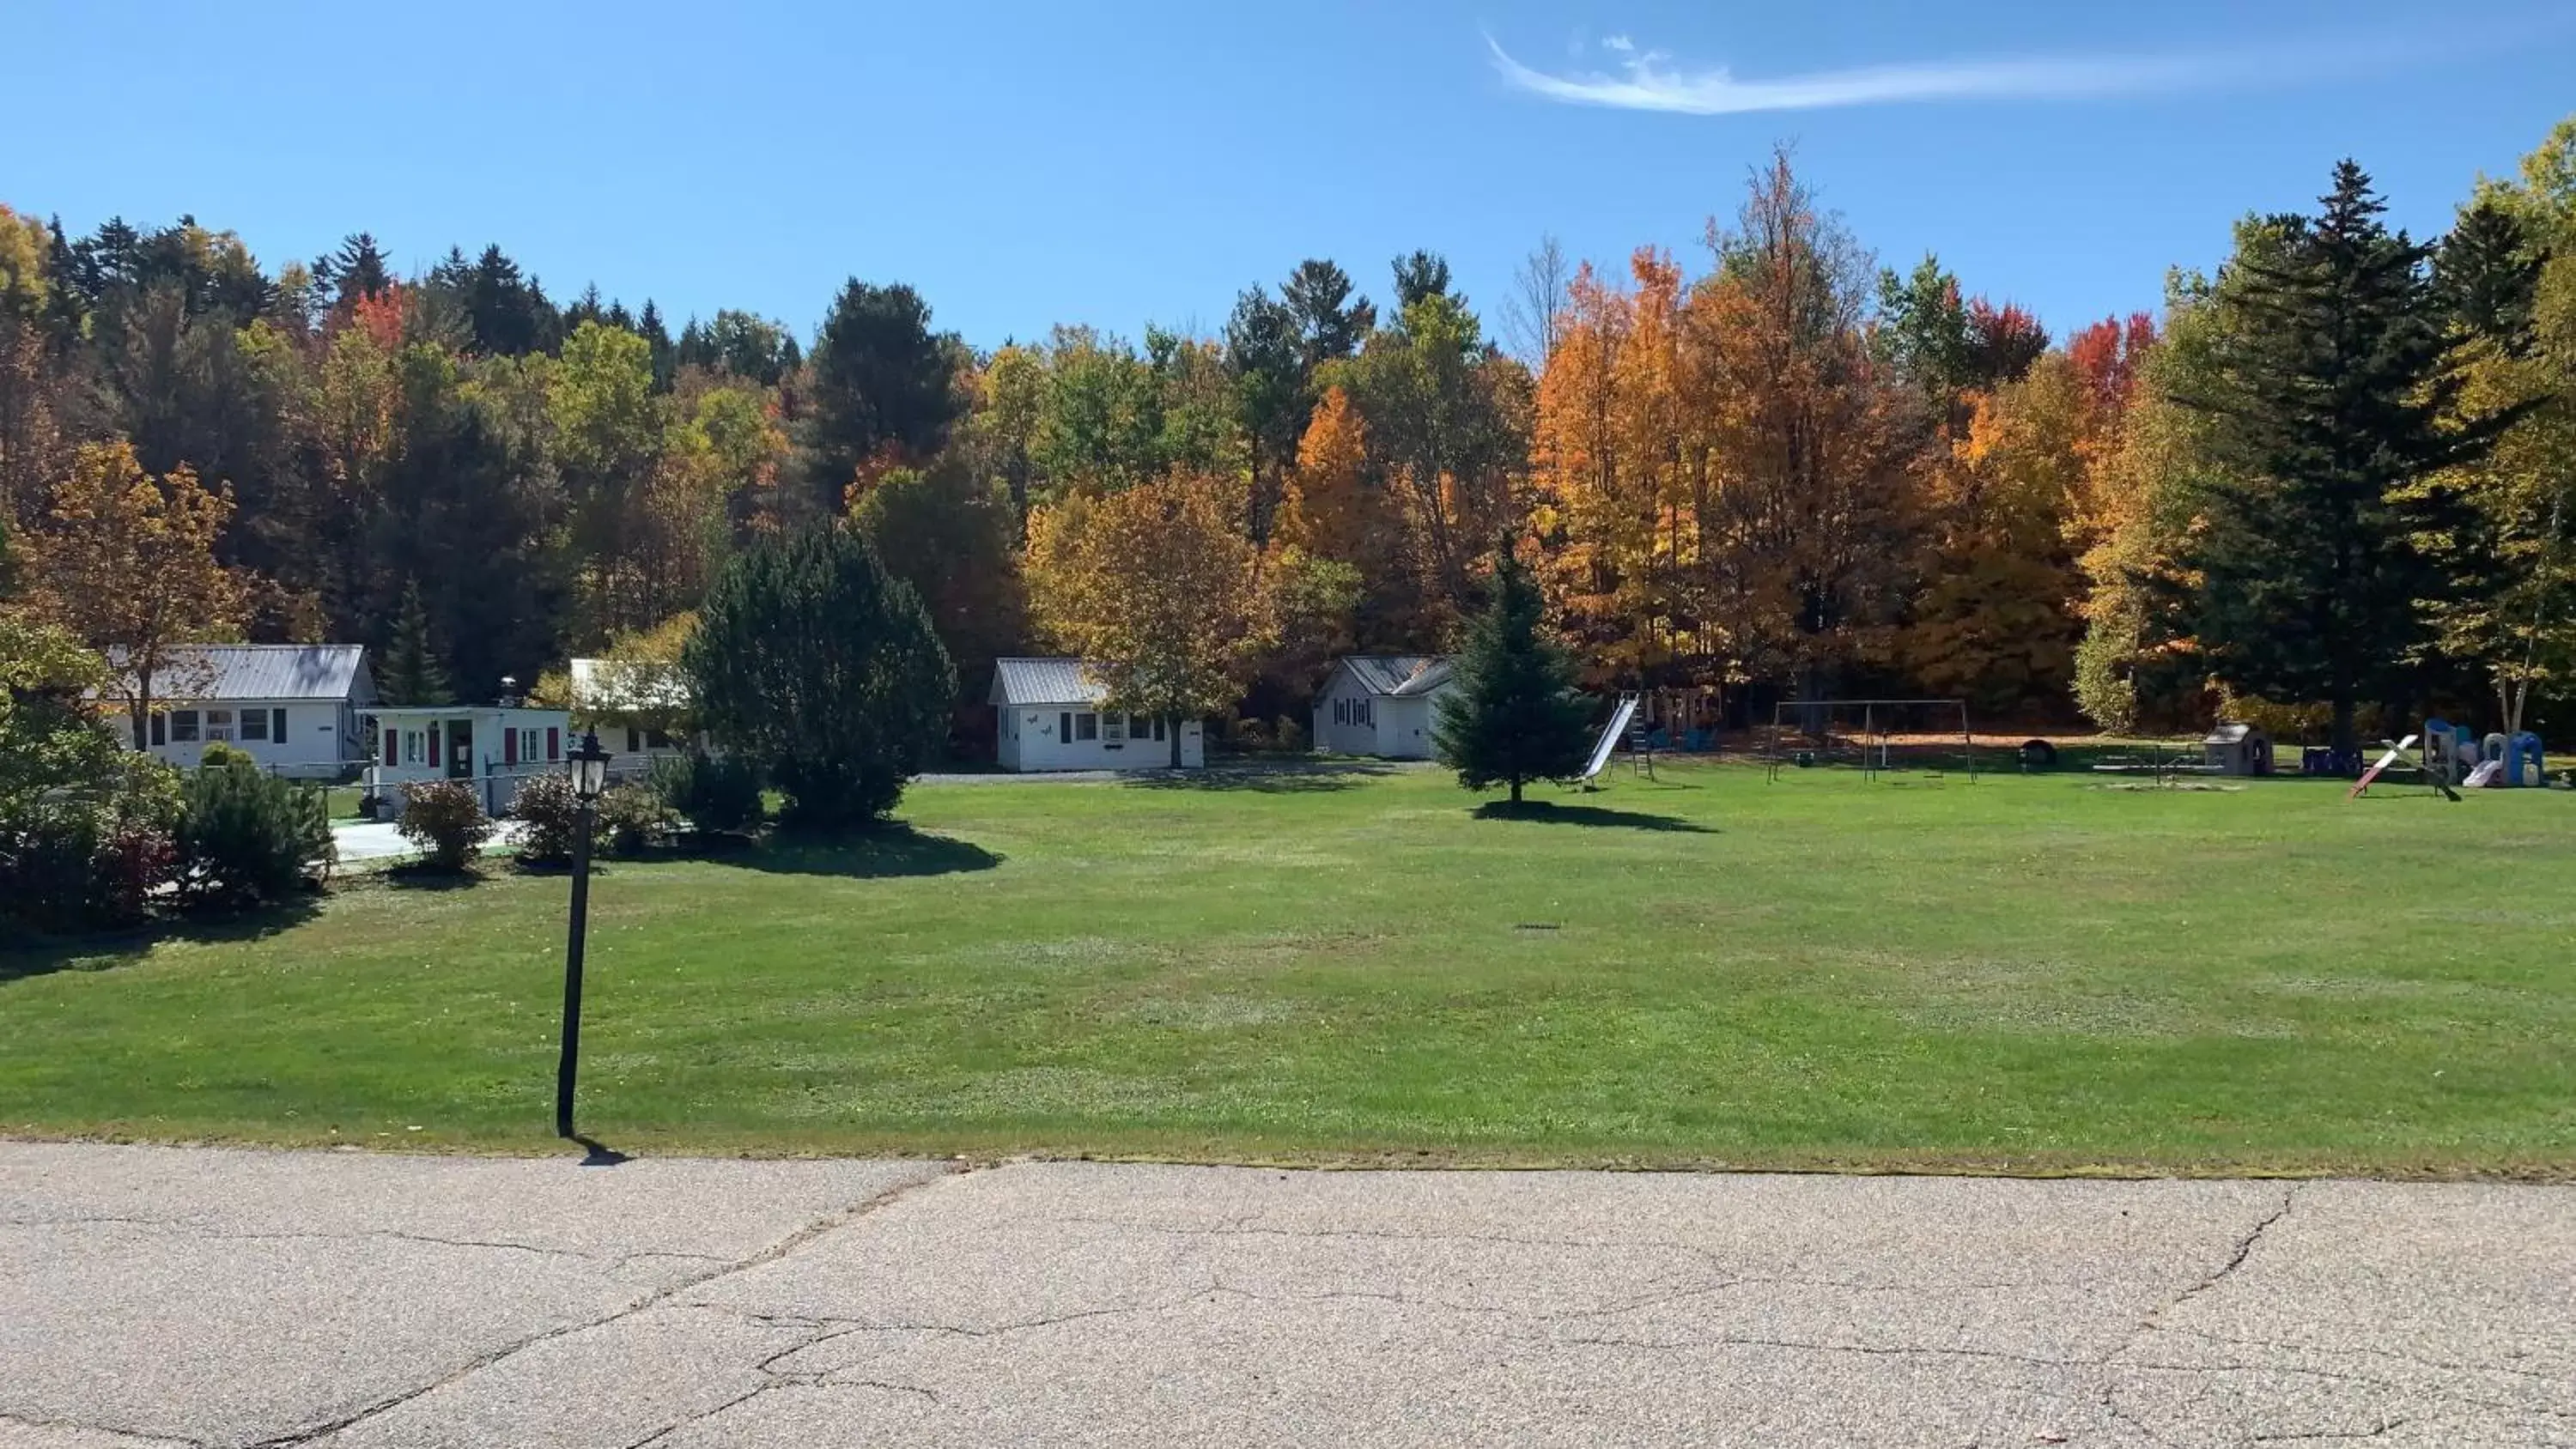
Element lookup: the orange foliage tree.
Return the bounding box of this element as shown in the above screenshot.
[39,440,245,746]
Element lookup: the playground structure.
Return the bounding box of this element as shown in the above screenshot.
[2421,719,2547,789]
[2350,721,2549,798]
[1579,693,1647,786]
[1763,700,1977,783]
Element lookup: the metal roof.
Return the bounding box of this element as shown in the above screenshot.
[989,658,1108,706]
[1336,655,1455,698]
[100,644,373,703]
[568,658,691,712]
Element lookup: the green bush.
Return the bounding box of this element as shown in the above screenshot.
[649,751,763,834]
[509,773,581,868]
[396,781,495,872]
[2,754,181,934]
[1273,716,1308,753]
[597,781,672,857]
[173,746,332,906]
[685,526,952,828]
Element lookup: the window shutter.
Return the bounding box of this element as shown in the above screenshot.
[272,708,288,744]
[428,727,440,767]
[385,727,398,764]
[151,713,166,746]
[547,727,561,760]
[1060,712,1071,739]
[504,728,518,766]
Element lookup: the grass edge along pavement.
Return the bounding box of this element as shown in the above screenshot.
[5,761,2574,1181]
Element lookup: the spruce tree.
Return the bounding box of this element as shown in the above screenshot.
[1433,542,1593,806]
[379,578,453,705]
[2179,161,2513,755]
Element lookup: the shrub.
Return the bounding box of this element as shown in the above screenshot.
[173,745,332,906]
[597,781,672,857]
[2,754,182,933]
[649,751,763,834]
[685,526,952,828]
[1273,716,1308,753]
[510,773,581,868]
[397,781,495,872]
[1227,717,1270,749]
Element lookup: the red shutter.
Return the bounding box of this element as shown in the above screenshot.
[428,727,440,767]
[547,727,561,761]
[385,728,397,764]
[504,728,518,765]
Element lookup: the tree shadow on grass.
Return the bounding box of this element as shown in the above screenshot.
[1470,800,1716,833]
[1127,762,1403,794]
[2,897,325,984]
[381,864,486,890]
[731,824,1003,880]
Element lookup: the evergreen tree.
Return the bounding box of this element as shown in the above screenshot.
[1433,541,1592,805]
[2179,161,2513,755]
[314,233,392,308]
[804,280,962,506]
[683,526,953,827]
[379,577,453,705]
[2436,197,2546,353]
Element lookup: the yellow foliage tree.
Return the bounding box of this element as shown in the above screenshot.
[1901,355,2089,711]
[1024,474,1274,764]
[39,441,245,746]
[1277,385,1374,564]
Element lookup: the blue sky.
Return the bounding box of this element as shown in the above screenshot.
[8,0,2572,352]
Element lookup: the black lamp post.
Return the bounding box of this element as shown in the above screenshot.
[556,730,614,1140]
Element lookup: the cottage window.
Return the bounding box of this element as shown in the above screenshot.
[204,708,234,742]
[1104,714,1125,743]
[171,710,199,742]
[404,730,426,765]
[1074,712,1098,742]
[1334,700,1346,725]
[241,708,270,742]
[521,729,542,764]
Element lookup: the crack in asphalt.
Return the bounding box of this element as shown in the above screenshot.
[239,1163,969,1448]
[9,1211,735,1274]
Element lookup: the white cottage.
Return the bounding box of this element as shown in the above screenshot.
[988,658,1204,771]
[1312,655,1456,760]
[104,644,378,779]
[365,705,574,818]
[568,657,693,778]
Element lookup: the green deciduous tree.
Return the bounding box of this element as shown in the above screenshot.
[1434,542,1592,805]
[850,458,1025,712]
[684,526,953,827]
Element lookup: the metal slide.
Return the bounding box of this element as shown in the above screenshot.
[1581,694,1641,782]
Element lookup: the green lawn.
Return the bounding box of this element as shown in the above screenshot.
[7,761,2573,1177]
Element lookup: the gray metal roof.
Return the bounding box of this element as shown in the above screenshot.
[989,658,1108,706]
[101,645,373,703]
[1336,655,1455,698]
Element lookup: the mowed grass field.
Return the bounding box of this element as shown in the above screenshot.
[6,761,2573,1176]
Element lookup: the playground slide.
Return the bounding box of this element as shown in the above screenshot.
[2464,760,2505,788]
[1580,695,1641,782]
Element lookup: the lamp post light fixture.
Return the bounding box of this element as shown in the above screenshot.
[555,730,615,1141]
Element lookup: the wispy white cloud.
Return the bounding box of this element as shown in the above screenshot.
[1483,30,2366,115]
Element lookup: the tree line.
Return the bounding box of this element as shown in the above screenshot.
[5,121,2573,758]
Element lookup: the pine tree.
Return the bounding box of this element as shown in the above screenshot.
[2180,161,2515,755]
[379,578,453,705]
[1433,541,1593,806]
